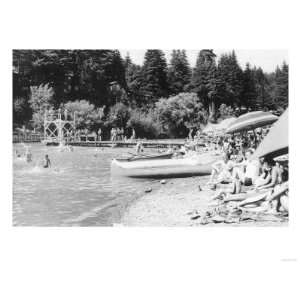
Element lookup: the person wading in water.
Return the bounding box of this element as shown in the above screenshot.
[43,154,51,168]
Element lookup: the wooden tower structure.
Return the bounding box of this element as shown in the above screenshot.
[43,109,76,143]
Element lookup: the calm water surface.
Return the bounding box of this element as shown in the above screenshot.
[13,144,157,226]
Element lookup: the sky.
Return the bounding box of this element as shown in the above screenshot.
[119,49,288,73]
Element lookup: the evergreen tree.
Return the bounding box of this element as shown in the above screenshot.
[140,50,169,105]
[273,62,289,110]
[217,51,243,108]
[190,49,218,121]
[123,53,144,106]
[167,50,191,95]
[241,63,257,109]
[254,67,269,110]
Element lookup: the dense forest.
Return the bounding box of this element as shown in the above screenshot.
[13,49,288,138]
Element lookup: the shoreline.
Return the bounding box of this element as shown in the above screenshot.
[121,176,288,227]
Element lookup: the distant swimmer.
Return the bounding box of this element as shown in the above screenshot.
[43,154,51,168]
[25,149,32,162]
[15,150,21,158]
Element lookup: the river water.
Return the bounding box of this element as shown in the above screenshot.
[13,144,157,226]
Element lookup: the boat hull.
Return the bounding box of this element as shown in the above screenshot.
[115,153,173,162]
[111,156,214,178]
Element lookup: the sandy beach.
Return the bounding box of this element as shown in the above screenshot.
[122,175,288,227]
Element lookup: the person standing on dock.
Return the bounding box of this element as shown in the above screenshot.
[136,142,143,154]
[97,128,102,141]
[188,128,194,140]
[131,128,136,140]
[120,127,124,141]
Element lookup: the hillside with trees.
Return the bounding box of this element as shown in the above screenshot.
[13,49,288,138]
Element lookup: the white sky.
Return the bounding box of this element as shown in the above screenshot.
[120,49,288,73]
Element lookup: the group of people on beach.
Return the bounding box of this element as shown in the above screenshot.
[206,137,288,214]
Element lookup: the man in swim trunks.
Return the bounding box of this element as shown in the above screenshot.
[233,149,260,186]
[43,154,51,168]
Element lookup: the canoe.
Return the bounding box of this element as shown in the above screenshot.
[111,155,215,178]
[115,153,173,162]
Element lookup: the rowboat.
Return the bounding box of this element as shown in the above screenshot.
[115,153,173,162]
[111,154,215,178]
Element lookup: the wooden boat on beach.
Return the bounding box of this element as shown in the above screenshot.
[115,153,173,162]
[111,154,215,178]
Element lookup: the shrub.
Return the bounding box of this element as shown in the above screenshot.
[105,102,131,129]
[63,100,105,131]
[127,108,162,139]
[218,103,235,120]
[155,92,208,138]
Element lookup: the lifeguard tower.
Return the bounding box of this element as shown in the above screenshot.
[43,109,76,145]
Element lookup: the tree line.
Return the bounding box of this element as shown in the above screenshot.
[13,49,288,138]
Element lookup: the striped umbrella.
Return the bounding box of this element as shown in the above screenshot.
[226,111,278,134]
[252,109,288,159]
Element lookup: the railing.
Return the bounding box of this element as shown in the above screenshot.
[13,133,42,143]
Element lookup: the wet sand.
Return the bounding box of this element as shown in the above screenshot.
[122,176,288,227]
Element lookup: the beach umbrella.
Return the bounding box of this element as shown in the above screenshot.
[226,111,278,134]
[252,109,288,159]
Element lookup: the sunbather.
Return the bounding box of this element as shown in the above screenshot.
[208,152,235,184]
[232,149,260,187]
[256,158,282,190]
[254,159,272,188]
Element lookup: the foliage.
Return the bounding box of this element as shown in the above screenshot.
[13,49,289,134]
[272,62,288,110]
[28,84,55,129]
[155,93,208,138]
[189,50,218,121]
[29,83,55,113]
[123,54,144,105]
[127,108,162,139]
[216,51,244,109]
[167,50,191,95]
[13,97,32,127]
[218,104,235,119]
[241,63,257,109]
[140,50,169,104]
[62,100,105,131]
[105,102,131,128]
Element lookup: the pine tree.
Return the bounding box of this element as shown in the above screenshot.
[217,51,244,108]
[254,67,269,110]
[167,50,191,95]
[241,63,257,109]
[140,50,169,105]
[273,62,288,110]
[190,49,218,121]
[123,53,144,106]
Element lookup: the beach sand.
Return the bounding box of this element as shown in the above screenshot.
[122,176,288,227]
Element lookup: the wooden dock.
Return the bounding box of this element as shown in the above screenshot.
[68,140,186,149]
[14,136,206,149]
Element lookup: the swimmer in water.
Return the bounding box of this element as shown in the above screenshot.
[15,150,21,158]
[43,154,51,168]
[25,149,32,162]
